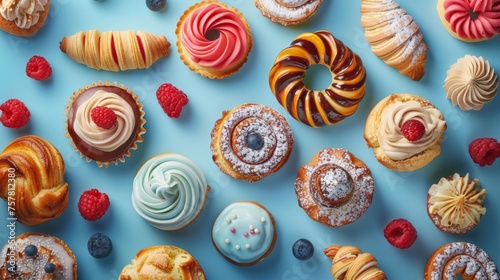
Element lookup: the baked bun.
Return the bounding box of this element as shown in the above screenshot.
[210,103,294,182]
[424,242,500,279]
[59,29,170,71]
[119,245,206,280]
[254,0,324,26]
[175,0,253,79]
[0,135,69,225]
[437,0,500,42]
[0,0,50,37]
[269,30,366,127]
[364,94,447,172]
[324,245,387,279]
[360,0,428,80]
[212,201,277,266]
[0,232,77,279]
[427,173,486,234]
[294,148,375,228]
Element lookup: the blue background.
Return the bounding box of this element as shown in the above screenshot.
[1,0,499,279]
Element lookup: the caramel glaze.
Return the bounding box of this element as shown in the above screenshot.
[270,30,366,127]
[67,86,142,162]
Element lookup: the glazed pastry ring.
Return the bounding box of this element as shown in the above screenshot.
[269,30,366,128]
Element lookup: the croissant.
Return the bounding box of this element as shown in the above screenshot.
[324,245,387,280]
[60,29,170,72]
[360,0,428,81]
[0,135,69,226]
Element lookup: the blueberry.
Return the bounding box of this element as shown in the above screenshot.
[292,239,314,261]
[88,233,112,258]
[44,263,56,273]
[146,0,166,11]
[24,245,38,257]
[246,133,264,150]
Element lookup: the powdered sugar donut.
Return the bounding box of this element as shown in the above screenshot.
[255,0,323,26]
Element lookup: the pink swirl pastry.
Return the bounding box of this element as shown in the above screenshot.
[437,0,500,42]
[176,0,253,79]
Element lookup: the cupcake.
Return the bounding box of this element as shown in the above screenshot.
[175,0,253,79]
[0,233,77,279]
[65,81,146,167]
[212,201,277,266]
[444,55,498,110]
[427,173,486,234]
[132,153,210,231]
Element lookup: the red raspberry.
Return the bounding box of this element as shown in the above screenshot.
[78,189,110,221]
[0,99,31,128]
[468,137,500,166]
[26,55,52,81]
[156,83,188,118]
[91,106,117,130]
[384,218,417,249]
[401,119,425,142]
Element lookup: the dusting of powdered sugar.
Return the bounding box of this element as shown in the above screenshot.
[218,104,292,177]
[294,148,375,227]
[429,242,500,280]
[319,167,351,202]
[257,0,322,21]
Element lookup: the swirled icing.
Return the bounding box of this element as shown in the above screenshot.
[443,0,500,40]
[73,90,135,152]
[181,3,249,71]
[445,55,498,110]
[0,0,48,29]
[132,153,209,231]
[212,202,275,265]
[429,173,486,229]
[255,0,322,22]
[378,100,446,160]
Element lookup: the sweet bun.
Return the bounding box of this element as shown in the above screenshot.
[269,30,366,127]
[364,94,447,172]
[324,245,386,279]
[254,0,324,26]
[0,232,77,279]
[0,0,50,37]
[210,103,294,182]
[119,245,206,280]
[294,148,375,228]
[59,29,170,71]
[424,242,500,279]
[175,0,253,79]
[0,135,69,226]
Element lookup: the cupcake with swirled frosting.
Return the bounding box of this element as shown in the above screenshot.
[65,81,146,167]
[444,55,498,110]
[132,153,210,231]
[427,173,486,234]
[175,0,253,79]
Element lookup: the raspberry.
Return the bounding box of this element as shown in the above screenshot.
[91,106,117,129]
[468,137,500,166]
[384,218,417,249]
[26,55,52,81]
[156,83,188,118]
[401,119,425,142]
[0,99,31,128]
[78,189,110,221]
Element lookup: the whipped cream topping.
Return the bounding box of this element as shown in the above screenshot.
[428,173,486,229]
[378,100,446,160]
[256,0,322,22]
[0,0,48,29]
[445,55,498,110]
[443,0,500,40]
[73,90,135,152]
[181,3,249,71]
[132,153,209,231]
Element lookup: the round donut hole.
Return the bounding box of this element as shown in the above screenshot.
[468,9,479,20]
[303,64,332,91]
[205,29,220,41]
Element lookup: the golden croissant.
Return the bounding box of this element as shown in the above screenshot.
[60,29,170,71]
[360,0,428,81]
[324,245,387,280]
[0,135,69,225]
